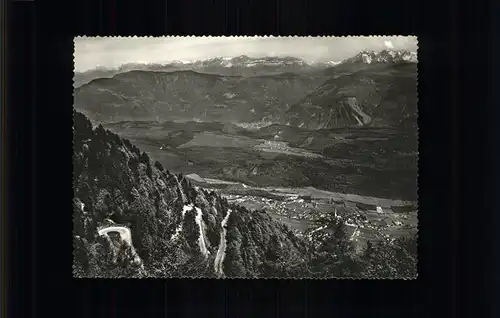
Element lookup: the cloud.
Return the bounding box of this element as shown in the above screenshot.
[74,36,418,72]
[384,40,394,49]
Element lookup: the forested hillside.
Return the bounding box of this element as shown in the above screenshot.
[73,110,417,278]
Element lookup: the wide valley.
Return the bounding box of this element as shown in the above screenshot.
[103,119,418,250]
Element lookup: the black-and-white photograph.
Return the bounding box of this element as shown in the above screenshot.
[73,36,418,278]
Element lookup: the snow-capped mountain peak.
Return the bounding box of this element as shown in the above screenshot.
[345,50,418,64]
[189,55,309,68]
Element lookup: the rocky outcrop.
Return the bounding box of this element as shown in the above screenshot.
[284,63,417,130]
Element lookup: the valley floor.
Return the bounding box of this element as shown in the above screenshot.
[186,174,418,251]
[103,122,418,201]
[101,120,418,251]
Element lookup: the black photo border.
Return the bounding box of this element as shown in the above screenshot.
[4,0,494,316]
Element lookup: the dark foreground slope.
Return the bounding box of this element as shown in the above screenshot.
[73,111,417,278]
[73,110,309,278]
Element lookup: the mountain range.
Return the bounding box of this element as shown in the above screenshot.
[74,50,418,130]
[285,62,418,129]
[74,50,416,86]
[343,50,417,64]
[74,55,337,87]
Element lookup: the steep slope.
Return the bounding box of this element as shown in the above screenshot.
[74,70,323,124]
[72,110,308,278]
[284,63,418,130]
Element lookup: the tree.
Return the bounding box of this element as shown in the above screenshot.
[146,163,153,179]
[357,235,417,278]
[94,189,112,219]
[307,212,360,277]
[73,236,89,277]
[123,139,132,149]
[224,227,247,277]
[154,161,164,171]
[140,151,150,165]
[73,111,93,147]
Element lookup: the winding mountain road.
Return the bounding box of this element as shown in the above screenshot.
[195,207,210,259]
[214,209,232,276]
[98,226,133,246]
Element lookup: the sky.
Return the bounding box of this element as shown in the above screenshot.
[74,36,418,72]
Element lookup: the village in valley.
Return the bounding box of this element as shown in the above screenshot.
[186,173,418,252]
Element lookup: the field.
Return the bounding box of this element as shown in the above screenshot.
[102,120,418,251]
[187,176,418,251]
[104,120,418,201]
